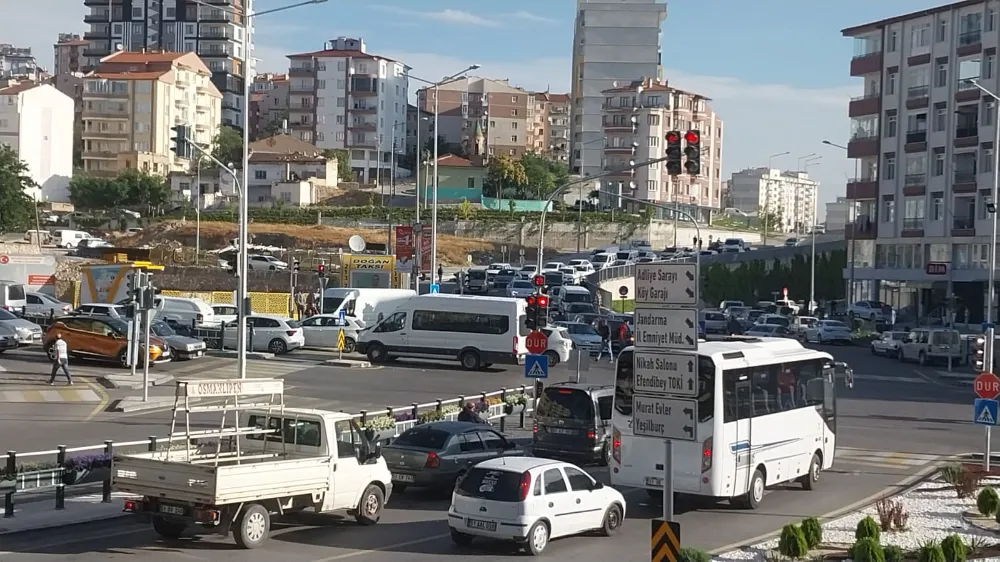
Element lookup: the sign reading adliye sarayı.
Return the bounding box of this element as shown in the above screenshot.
[635,263,698,307]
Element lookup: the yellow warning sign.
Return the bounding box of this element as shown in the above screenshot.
[337,329,346,351]
[651,518,681,562]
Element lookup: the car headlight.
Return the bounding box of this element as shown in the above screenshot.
[150,345,161,352]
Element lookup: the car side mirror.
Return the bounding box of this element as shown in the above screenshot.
[590,480,604,491]
[504,441,518,450]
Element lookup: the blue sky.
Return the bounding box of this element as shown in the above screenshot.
[6,0,957,218]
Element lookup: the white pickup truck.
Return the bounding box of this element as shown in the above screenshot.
[113,405,393,549]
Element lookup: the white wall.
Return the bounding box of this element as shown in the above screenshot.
[16,85,74,202]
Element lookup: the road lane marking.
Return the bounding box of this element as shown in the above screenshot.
[83,379,111,422]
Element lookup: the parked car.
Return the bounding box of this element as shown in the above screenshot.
[74,303,128,320]
[506,279,535,298]
[0,324,19,353]
[448,457,626,554]
[211,304,238,325]
[539,326,573,366]
[493,268,518,287]
[699,310,728,334]
[898,328,965,366]
[0,308,43,346]
[554,321,603,354]
[756,314,791,328]
[746,324,792,338]
[26,291,72,317]
[871,331,909,358]
[221,314,304,354]
[803,320,853,344]
[789,316,819,339]
[150,321,207,360]
[848,300,890,322]
[383,421,523,493]
[247,254,288,271]
[299,314,363,352]
[43,315,169,367]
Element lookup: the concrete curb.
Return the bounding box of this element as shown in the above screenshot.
[323,359,373,368]
[206,350,275,360]
[98,373,175,390]
[0,511,131,535]
[111,395,193,413]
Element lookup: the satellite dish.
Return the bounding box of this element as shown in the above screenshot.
[348,235,366,252]
[612,80,618,88]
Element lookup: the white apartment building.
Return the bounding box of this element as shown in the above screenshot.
[286,37,409,184]
[728,168,818,234]
[0,45,42,81]
[825,196,852,232]
[0,82,74,202]
[570,0,666,178]
[82,0,248,127]
[843,0,1000,319]
[600,79,724,209]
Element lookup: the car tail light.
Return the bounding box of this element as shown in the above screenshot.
[193,508,220,523]
[123,499,138,512]
[612,428,621,463]
[587,428,596,439]
[286,331,296,336]
[425,452,440,468]
[701,437,713,473]
[558,389,573,394]
[512,336,518,354]
[518,471,532,500]
[532,420,538,433]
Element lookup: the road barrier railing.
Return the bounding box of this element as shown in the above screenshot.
[1,385,535,518]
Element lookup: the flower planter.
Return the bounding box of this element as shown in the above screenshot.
[504,403,526,415]
[63,466,110,486]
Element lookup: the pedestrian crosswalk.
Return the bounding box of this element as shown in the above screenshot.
[834,446,943,472]
[67,357,314,382]
[0,386,102,403]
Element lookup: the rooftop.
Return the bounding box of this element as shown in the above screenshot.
[102,51,187,64]
[248,134,326,163]
[436,154,476,167]
[841,0,981,36]
[286,49,389,62]
[0,81,39,95]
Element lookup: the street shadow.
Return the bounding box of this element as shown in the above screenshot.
[384,359,508,374]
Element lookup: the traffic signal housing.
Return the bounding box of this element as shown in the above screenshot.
[170,125,189,157]
[684,130,701,175]
[975,330,994,371]
[665,131,682,175]
[525,295,538,331]
[535,295,548,329]
[317,263,326,278]
[293,259,301,274]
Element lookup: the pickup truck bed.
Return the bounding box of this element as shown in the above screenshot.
[113,451,331,505]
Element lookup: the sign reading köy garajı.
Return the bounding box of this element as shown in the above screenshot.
[635,263,698,307]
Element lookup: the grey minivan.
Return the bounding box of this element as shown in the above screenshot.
[464,267,489,293]
[0,281,27,316]
[531,382,614,465]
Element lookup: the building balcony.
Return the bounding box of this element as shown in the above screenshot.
[846,216,877,239]
[904,173,927,188]
[956,87,982,102]
[350,89,377,97]
[954,171,978,192]
[288,67,314,77]
[848,93,881,118]
[958,30,983,56]
[83,13,111,23]
[845,177,878,199]
[83,0,118,5]
[197,49,233,58]
[82,150,118,159]
[906,85,930,109]
[952,215,976,236]
[198,12,233,23]
[350,105,377,113]
[287,103,314,110]
[847,134,879,158]
[81,130,126,139]
[288,121,313,129]
[348,141,377,149]
[83,111,129,119]
[602,122,633,131]
[902,217,924,231]
[955,127,979,147]
[850,52,883,76]
[83,90,129,99]
[604,145,634,154]
[83,30,110,40]
[348,122,376,131]
[601,103,635,112]
[196,30,235,40]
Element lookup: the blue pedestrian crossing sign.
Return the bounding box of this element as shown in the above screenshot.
[338,309,346,326]
[430,283,440,294]
[525,354,549,379]
[975,398,999,426]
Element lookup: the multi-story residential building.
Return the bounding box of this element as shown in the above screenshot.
[248,73,288,140]
[534,93,570,162]
[825,196,853,232]
[415,76,532,165]
[842,0,1000,320]
[570,0,666,178]
[286,37,409,183]
[80,51,221,177]
[0,82,75,202]
[82,0,247,127]
[405,103,432,157]
[728,168,819,234]
[599,79,723,210]
[0,44,43,81]
[54,34,87,76]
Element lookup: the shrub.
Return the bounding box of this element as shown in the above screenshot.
[777,524,808,559]
[362,415,395,430]
[941,463,963,486]
[677,547,711,562]
[884,545,905,562]
[417,409,444,424]
[941,534,966,562]
[851,537,885,562]
[978,486,999,516]
[855,515,881,542]
[956,465,984,499]
[918,540,946,562]
[875,498,910,532]
[800,516,822,548]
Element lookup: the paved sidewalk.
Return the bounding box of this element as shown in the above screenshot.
[0,491,135,534]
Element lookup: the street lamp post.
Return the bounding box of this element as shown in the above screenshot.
[968,79,1000,330]
[822,140,857,303]
[803,158,822,313]
[764,151,790,246]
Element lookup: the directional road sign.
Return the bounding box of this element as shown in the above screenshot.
[430,283,440,294]
[526,330,548,355]
[525,354,549,379]
[635,263,698,307]
[633,308,699,351]
[975,372,1000,400]
[633,351,699,398]
[975,398,999,426]
[632,394,698,441]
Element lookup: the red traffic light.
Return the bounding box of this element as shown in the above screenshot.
[533,275,545,286]
[537,296,548,308]
[526,296,536,306]
[666,131,680,143]
[684,130,700,144]
[317,264,325,272]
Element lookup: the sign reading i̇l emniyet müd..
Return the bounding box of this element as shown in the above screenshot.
[632,262,699,442]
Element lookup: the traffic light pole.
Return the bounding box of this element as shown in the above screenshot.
[987,326,996,472]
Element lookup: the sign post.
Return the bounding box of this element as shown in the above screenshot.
[618,285,629,314]
[975,369,1000,470]
[633,261,699,526]
[337,328,346,361]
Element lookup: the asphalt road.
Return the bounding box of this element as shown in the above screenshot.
[0,340,984,561]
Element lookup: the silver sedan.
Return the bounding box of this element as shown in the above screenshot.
[0,308,43,346]
[300,314,363,352]
[506,280,535,298]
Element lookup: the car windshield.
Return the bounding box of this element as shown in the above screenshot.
[753,325,777,333]
[729,307,749,315]
[567,303,596,314]
[569,324,598,336]
[468,270,487,280]
[724,238,741,246]
[286,320,300,329]
[392,427,451,450]
[511,281,533,289]
[498,270,517,277]
[704,312,725,321]
[563,292,590,304]
[537,388,594,422]
[592,254,611,263]
[455,468,523,502]
[890,331,908,340]
[763,316,790,327]
[151,322,176,337]
[0,309,15,320]
[821,321,847,329]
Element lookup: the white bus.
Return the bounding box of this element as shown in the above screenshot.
[610,338,850,509]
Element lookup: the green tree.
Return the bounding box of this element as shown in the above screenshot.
[0,144,37,233]
[68,175,123,210]
[321,149,352,182]
[521,152,555,198]
[484,153,528,198]
[757,205,784,234]
[212,125,243,166]
[115,169,170,214]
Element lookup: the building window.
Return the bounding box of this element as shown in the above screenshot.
[254,170,266,180]
[337,61,345,71]
[935,63,947,88]
[911,23,931,49]
[885,112,897,138]
[883,198,895,222]
[933,150,945,176]
[934,105,947,131]
[646,180,657,192]
[467,177,476,188]
[647,114,660,126]
[511,135,518,143]
[990,8,998,32]
[985,55,996,80]
[884,154,896,180]
[986,100,996,125]
[336,132,344,141]
[937,18,948,42]
[648,135,658,147]
[984,147,995,173]
[336,97,345,107]
[888,29,898,52]
[887,72,896,95]
[904,197,926,219]
[932,195,943,220]
[132,6,142,17]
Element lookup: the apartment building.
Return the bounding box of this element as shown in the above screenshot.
[728,168,818,234]
[80,51,221,177]
[0,82,74,202]
[529,92,570,162]
[82,0,247,127]
[843,0,1000,321]
[54,34,87,76]
[599,79,723,210]
[825,196,853,232]
[0,44,43,81]
[570,0,666,178]
[416,76,532,165]
[405,103,432,157]
[286,37,409,183]
[248,73,288,141]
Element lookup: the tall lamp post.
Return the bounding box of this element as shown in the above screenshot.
[803,157,822,312]
[409,65,481,277]
[822,140,857,302]
[764,151,790,245]
[967,79,1000,330]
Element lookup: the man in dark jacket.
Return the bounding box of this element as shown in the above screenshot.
[728,315,743,336]
[457,402,486,424]
[596,320,613,362]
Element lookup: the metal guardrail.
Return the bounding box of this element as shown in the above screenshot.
[2,385,536,517]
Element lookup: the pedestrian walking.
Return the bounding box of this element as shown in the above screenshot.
[48,334,73,386]
[437,265,444,285]
[295,291,307,319]
[305,291,317,317]
[596,320,613,362]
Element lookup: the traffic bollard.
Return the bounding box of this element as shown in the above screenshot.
[55,446,66,510]
[5,451,15,518]
[102,440,113,503]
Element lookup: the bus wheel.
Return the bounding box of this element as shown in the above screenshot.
[736,469,765,509]
[801,454,821,490]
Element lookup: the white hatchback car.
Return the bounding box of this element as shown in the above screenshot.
[449,457,625,555]
[221,314,304,354]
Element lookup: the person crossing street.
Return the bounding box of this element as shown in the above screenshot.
[48,334,73,386]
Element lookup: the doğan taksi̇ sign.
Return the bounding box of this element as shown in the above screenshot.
[340,254,400,288]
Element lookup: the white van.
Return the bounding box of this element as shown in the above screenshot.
[54,229,94,249]
[321,288,415,327]
[153,296,215,327]
[559,286,593,314]
[0,281,27,315]
[357,294,529,370]
[591,253,615,270]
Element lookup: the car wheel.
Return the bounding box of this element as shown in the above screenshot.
[268,338,287,355]
[450,529,474,547]
[599,442,611,466]
[233,503,269,549]
[544,350,560,366]
[366,342,388,363]
[735,468,765,509]
[526,521,549,555]
[600,503,623,536]
[343,337,356,353]
[459,349,481,371]
[117,349,130,369]
[152,517,186,539]
[870,344,876,355]
[354,484,384,525]
[801,453,821,491]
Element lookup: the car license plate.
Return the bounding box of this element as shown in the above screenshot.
[392,473,414,483]
[159,504,185,515]
[31,334,41,340]
[467,518,497,531]
[645,476,664,487]
[548,428,575,435]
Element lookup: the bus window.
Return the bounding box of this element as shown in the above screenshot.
[614,350,634,416]
[723,359,826,421]
[697,356,715,422]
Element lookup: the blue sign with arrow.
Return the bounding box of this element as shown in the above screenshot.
[975,398,999,426]
[524,354,549,379]
[430,283,440,294]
